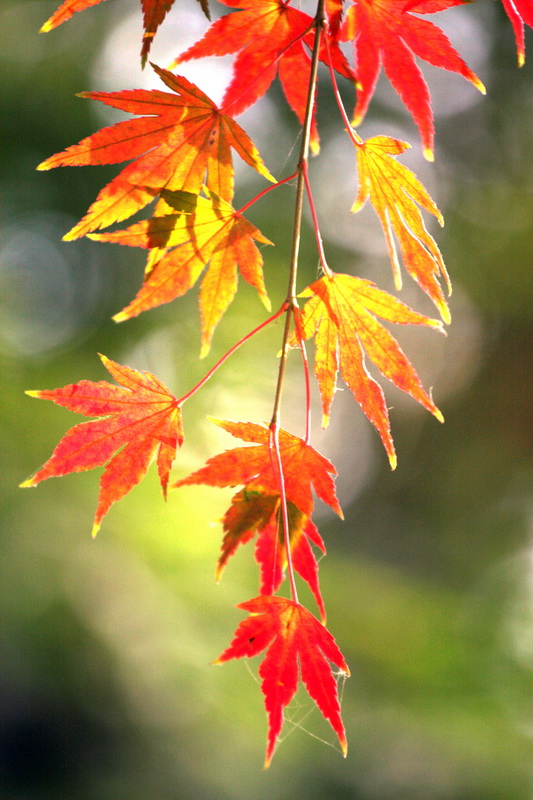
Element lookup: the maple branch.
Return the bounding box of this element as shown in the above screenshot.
[238,172,298,217]
[269,0,325,603]
[177,304,288,406]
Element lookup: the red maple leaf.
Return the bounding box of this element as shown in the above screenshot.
[173,418,343,518]
[218,489,328,622]
[215,595,349,767]
[501,0,533,65]
[37,65,274,239]
[292,273,444,468]
[341,0,485,158]
[20,355,183,536]
[173,0,356,152]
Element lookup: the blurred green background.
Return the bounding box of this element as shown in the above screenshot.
[1,1,532,798]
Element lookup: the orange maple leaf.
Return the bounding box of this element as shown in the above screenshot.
[353,134,450,324]
[341,0,485,158]
[293,273,444,468]
[173,0,356,152]
[173,418,343,519]
[217,489,327,622]
[501,0,533,65]
[20,355,183,536]
[37,65,274,239]
[41,0,210,65]
[89,188,272,357]
[215,595,349,768]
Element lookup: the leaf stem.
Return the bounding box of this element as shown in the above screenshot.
[238,171,298,216]
[177,304,288,406]
[269,0,325,604]
[302,160,333,277]
[323,32,362,149]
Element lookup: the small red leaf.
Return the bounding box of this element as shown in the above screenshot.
[215,595,349,767]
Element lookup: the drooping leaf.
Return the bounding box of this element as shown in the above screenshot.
[292,273,445,468]
[141,0,211,66]
[219,489,327,622]
[89,189,272,357]
[341,0,485,158]
[501,0,533,65]
[41,0,211,66]
[20,354,183,536]
[37,65,274,239]
[215,595,349,767]
[353,134,450,323]
[173,0,356,152]
[173,419,343,518]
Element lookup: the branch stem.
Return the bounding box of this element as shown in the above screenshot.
[269,0,325,605]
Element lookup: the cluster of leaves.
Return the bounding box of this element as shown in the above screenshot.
[24,0,532,767]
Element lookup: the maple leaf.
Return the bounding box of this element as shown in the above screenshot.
[173,0,356,152]
[501,0,533,66]
[173,418,343,519]
[292,273,444,468]
[215,595,349,767]
[341,0,485,159]
[218,489,327,622]
[20,354,183,536]
[89,188,272,357]
[353,134,450,324]
[37,65,275,239]
[41,0,211,65]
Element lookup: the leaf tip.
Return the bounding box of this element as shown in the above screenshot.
[474,77,486,95]
[423,147,434,163]
[91,520,101,538]
[19,478,36,489]
[112,311,128,324]
[25,390,42,398]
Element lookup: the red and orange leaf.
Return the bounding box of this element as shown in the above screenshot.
[341,0,485,158]
[173,418,343,519]
[173,0,356,152]
[89,189,272,356]
[219,489,327,621]
[41,0,210,65]
[502,0,533,65]
[215,595,349,767]
[293,273,444,468]
[37,65,274,239]
[353,134,450,323]
[20,354,183,536]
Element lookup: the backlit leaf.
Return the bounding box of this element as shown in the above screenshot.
[37,65,274,239]
[215,595,349,767]
[20,355,183,536]
[501,0,533,65]
[353,134,450,323]
[173,0,356,152]
[341,0,485,158]
[89,189,272,356]
[293,273,445,468]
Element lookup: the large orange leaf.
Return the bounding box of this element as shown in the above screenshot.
[218,489,327,621]
[341,0,485,158]
[173,0,356,152]
[501,0,533,65]
[20,355,183,536]
[293,273,444,468]
[41,0,210,65]
[173,418,343,518]
[90,189,272,356]
[37,65,274,239]
[353,135,450,324]
[215,595,349,767]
